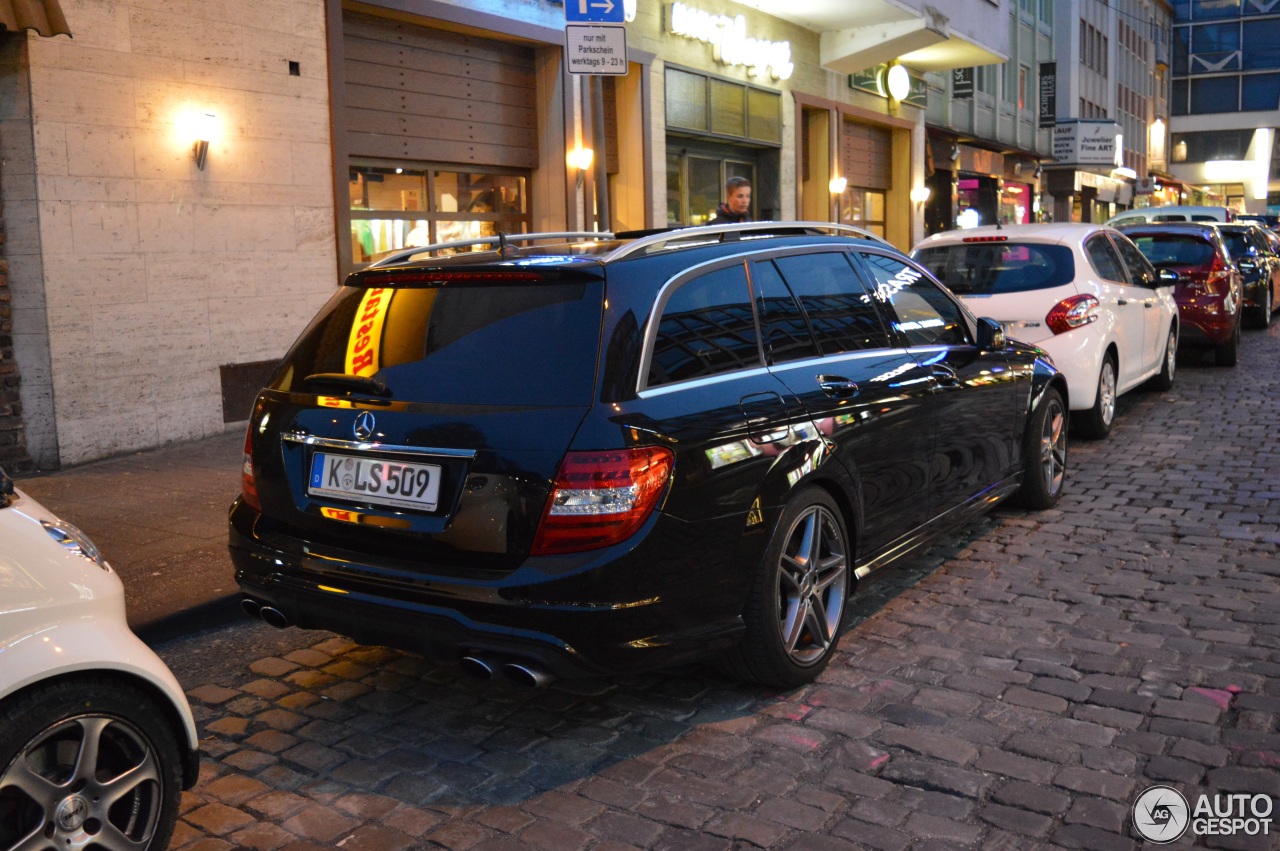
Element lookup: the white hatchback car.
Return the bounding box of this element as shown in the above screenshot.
[0,467,198,849]
[912,223,1179,439]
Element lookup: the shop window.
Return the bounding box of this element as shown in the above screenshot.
[665,66,781,144]
[840,189,886,238]
[348,161,529,265]
[667,149,757,226]
[710,79,746,137]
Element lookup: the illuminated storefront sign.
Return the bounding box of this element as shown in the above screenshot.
[666,2,794,80]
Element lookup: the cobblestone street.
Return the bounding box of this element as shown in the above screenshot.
[82,324,1280,849]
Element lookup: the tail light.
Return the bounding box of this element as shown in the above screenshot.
[241,425,261,512]
[1182,253,1231,296]
[1045,294,1100,335]
[531,446,674,555]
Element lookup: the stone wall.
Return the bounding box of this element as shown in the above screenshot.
[14,0,337,467]
[0,247,32,472]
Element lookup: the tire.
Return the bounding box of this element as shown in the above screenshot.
[1215,315,1240,367]
[0,676,183,851]
[1249,284,1272,329]
[1011,386,1068,510]
[1147,326,1177,392]
[1074,354,1117,440]
[722,487,850,688]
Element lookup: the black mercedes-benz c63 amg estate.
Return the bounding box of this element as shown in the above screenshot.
[230,223,1069,688]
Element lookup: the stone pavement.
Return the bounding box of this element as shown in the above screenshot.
[26,324,1280,850]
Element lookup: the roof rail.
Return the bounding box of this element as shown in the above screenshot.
[369,231,616,268]
[601,221,892,263]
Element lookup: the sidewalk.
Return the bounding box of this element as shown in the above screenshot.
[13,430,245,635]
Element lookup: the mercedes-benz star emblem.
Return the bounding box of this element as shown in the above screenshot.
[353,411,376,441]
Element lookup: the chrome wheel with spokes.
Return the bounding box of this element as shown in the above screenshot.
[776,503,848,666]
[722,487,851,687]
[1014,386,1068,510]
[0,679,182,851]
[1076,355,1117,439]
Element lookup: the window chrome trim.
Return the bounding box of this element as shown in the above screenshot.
[765,347,914,373]
[636,366,774,399]
[281,432,477,459]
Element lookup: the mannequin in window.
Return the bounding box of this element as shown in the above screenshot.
[708,177,752,225]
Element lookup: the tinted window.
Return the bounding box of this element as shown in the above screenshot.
[1085,235,1126,281]
[772,252,891,353]
[858,252,969,347]
[1218,229,1257,259]
[1128,234,1216,267]
[648,264,760,386]
[750,260,820,364]
[913,242,1075,294]
[1111,235,1156,285]
[273,280,604,406]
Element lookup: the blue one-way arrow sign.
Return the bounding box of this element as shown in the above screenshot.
[565,0,624,24]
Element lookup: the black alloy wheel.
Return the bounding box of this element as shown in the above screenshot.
[1012,387,1068,510]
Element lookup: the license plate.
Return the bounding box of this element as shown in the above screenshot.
[308,453,442,512]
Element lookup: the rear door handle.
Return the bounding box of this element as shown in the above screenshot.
[817,375,859,398]
[1117,298,1130,306]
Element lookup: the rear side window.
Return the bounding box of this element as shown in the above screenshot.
[750,260,821,364]
[273,280,604,406]
[1085,235,1126,282]
[1218,230,1257,259]
[1128,235,1215,267]
[647,264,760,387]
[912,242,1075,294]
[771,252,892,353]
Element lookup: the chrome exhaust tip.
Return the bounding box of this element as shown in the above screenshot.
[258,606,291,629]
[459,655,497,680]
[502,661,553,688]
[240,597,263,619]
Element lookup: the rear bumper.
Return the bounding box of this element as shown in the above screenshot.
[228,498,755,678]
[1177,306,1236,347]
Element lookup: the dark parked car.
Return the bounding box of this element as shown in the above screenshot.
[1119,222,1244,367]
[230,223,1068,688]
[1211,222,1280,328]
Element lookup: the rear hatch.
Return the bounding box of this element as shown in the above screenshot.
[248,263,606,569]
[1124,231,1229,301]
[912,239,1077,344]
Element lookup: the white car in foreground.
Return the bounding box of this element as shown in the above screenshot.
[912,223,1179,439]
[0,467,198,849]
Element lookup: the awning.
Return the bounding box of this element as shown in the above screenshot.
[0,0,70,38]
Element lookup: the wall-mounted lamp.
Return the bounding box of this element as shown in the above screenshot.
[1013,162,1023,177]
[568,145,594,188]
[950,143,960,164]
[1033,163,1042,179]
[829,176,848,195]
[910,186,931,212]
[884,64,911,102]
[193,112,216,171]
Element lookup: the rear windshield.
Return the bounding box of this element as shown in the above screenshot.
[1127,235,1215,267]
[273,280,604,406]
[1216,231,1252,258]
[911,243,1075,294]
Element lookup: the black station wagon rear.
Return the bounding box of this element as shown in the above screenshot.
[230,223,1069,688]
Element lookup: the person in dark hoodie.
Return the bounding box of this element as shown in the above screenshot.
[707,176,752,225]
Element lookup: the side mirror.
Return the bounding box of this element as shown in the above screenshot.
[976,317,1006,351]
[1158,269,1180,285]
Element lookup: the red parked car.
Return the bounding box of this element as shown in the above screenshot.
[1118,222,1244,367]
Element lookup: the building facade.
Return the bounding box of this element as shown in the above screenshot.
[2,0,1004,469]
[1169,0,1280,213]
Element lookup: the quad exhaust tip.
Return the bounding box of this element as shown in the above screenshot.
[241,597,291,629]
[459,655,553,687]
